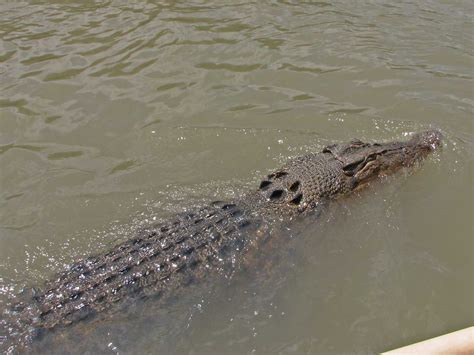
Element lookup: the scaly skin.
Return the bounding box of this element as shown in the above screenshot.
[1,130,442,351]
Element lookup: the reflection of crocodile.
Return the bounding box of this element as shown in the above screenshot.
[2,130,442,350]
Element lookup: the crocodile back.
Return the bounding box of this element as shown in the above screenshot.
[4,201,262,347]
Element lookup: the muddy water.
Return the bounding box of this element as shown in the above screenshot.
[0,0,472,353]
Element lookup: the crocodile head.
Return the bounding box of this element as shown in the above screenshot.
[323,129,442,189]
[257,130,442,213]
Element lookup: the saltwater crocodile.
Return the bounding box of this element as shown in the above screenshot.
[1,130,442,351]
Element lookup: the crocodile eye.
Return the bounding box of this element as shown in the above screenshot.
[342,158,364,175]
[259,180,272,190]
[290,193,303,205]
[289,181,300,192]
[366,154,377,162]
[269,189,285,200]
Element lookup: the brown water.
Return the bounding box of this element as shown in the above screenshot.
[0,0,473,353]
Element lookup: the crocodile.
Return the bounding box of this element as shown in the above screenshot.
[1,130,442,351]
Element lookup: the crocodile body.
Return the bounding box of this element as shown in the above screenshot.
[1,131,442,351]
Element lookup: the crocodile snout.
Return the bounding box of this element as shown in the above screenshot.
[410,130,443,150]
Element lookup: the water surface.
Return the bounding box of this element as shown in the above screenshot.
[0,0,473,353]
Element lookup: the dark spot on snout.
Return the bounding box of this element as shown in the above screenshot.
[259,180,272,190]
[289,181,300,192]
[290,193,303,205]
[269,189,285,200]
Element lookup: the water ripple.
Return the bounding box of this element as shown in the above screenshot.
[0,0,472,353]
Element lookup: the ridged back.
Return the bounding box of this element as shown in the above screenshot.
[6,201,261,343]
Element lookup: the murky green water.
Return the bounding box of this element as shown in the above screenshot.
[1,0,473,353]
